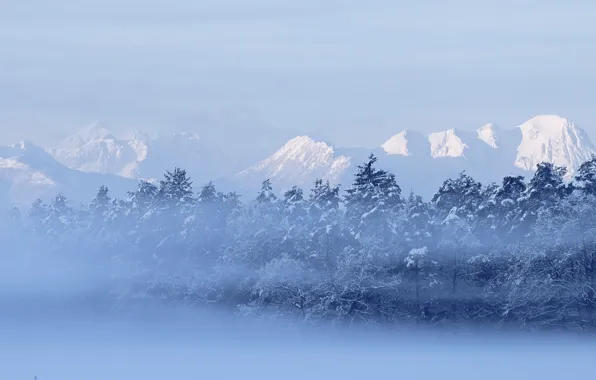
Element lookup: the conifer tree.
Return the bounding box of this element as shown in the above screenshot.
[344,154,403,243]
[159,167,194,207]
[575,156,596,196]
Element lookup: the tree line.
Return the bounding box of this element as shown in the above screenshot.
[5,154,596,332]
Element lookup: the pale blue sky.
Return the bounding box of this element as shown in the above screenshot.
[1,0,595,147]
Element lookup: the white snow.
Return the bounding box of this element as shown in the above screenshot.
[49,123,150,178]
[0,139,135,205]
[232,115,596,198]
[61,121,115,148]
[477,123,500,148]
[382,131,411,156]
[3,114,596,203]
[47,122,292,191]
[428,129,469,158]
[382,130,427,156]
[236,136,351,190]
[514,115,595,174]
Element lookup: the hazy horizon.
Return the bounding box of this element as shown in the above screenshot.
[2,0,596,147]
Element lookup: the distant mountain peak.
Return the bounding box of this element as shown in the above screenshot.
[2,140,53,162]
[63,121,116,148]
[477,123,500,148]
[515,115,595,173]
[18,114,596,204]
[0,138,135,206]
[382,130,427,157]
[273,136,332,158]
[522,114,572,129]
[12,140,38,151]
[428,129,469,158]
[80,120,112,137]
[236,135,351,191]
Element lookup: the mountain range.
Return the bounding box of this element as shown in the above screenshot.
[1,114,594,206]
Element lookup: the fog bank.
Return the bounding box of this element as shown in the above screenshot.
[1,297,595,380]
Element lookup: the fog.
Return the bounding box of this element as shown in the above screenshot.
[1,244,595,380]
[3,295,596,380]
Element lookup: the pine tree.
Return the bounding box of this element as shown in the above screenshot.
[518,162,568,234]
[575,156,596,196]
[526,162,567,204]
[431,171,483,222]
[28,199,47,219]
[90,185,111,220]
[159,167,194,207]
[44,193,72,240]
[404,191,433,249]
[494,175,526,241]
[475,182,499,244]
[344,154,403,242]
[127,180,158,218]
[280,186,308,259]
[198,181,218,203]
[184,182,233,261]
[282,186,306,223]
[306,179,343,272]
[309,179,340,216]
[256,179,277,204]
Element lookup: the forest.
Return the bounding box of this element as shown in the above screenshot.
[4,154,596,332]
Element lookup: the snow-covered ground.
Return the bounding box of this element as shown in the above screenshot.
[1,298,595,380]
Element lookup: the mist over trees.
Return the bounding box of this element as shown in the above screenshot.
[5,154,596,332]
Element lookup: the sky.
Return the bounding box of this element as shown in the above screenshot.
[1,0,595,147]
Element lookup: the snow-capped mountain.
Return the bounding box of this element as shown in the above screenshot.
[381,130,428,157]
[0,140,134,206]
[514,115,594,174]
[49,121,295,186]
[234,136,353,192]
[233,115,596,198]
[383,124,519,159]
[381,115,594,175]
[3,114,594,204]
[49,122,150,178]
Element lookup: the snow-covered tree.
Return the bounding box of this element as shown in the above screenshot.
[7,157,596,331]
[517,162,568,236]
[493,175,527,241]
[344,154,404,253]
[574,156,596,196]
[431,171,483,223]
[159,167,195,208]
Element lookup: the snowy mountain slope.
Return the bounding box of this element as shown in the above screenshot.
[49,124,226,183]
[233,115,595,199]
[382,130,428,157]
[382,124,518,159]
[233,136,353,193]
[0,140,135,206]
[428,129,470,158]
[380,115,594,171]
[514,115,595,174]
[49,122,150,178]
[477,123,500,148]
[48,121,295,187]
[6,114,595,202]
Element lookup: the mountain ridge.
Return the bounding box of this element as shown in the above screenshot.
[235,115,596,197]
[1,114,594,205]
[0,139,135,206]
